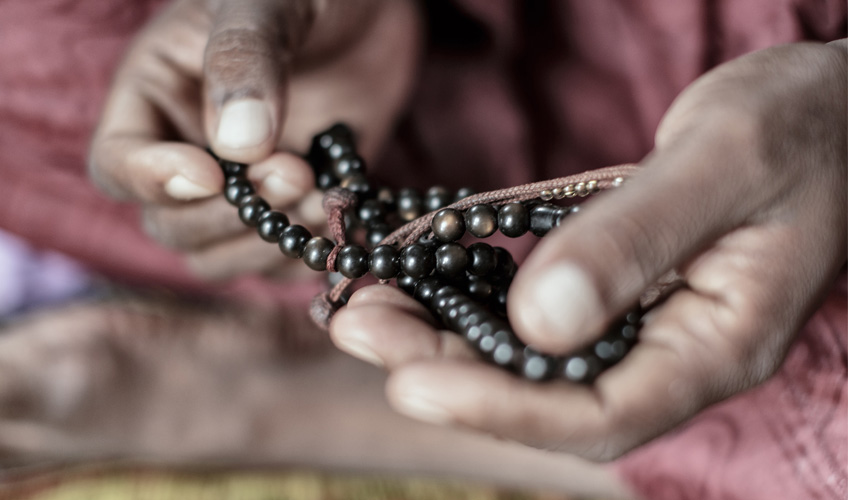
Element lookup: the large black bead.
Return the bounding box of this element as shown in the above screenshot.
[465,204,498,238]
[430,285,461,311]
[225,178,255,206]
[492,247,516,279]
[432,208,465,242]
[257,211,290,242]
[396,273,417,294]
[303,236,335,271]
[455,187,475,201]
[397,188,423,222]
[435,242,469,277]
[340,174,371,196]
[278,224,312,258]
[498,202,529,237]
[400,243,435,279]
[369,244,400,280]
[560,354,604,384]
[467,242,497,276]
[331,153,366,180]
[529,204,559,237]
[519,349,554,381]
[336,244,369,279]
[465,275,494,300]
[238,195,270,227]
[316,171,338,190]
[413,276,443,305]
[357,199,385,225]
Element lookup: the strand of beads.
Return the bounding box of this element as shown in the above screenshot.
[211,123,644,383]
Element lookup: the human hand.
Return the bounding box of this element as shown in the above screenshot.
[89,0,420,280]
[329,41,847,460]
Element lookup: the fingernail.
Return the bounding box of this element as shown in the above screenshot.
[216,99,271,149]
[335,337,384,367]
[395,393,455,425]
[164,175,216,200]
[262,172,304,204]
[531,263,600,339]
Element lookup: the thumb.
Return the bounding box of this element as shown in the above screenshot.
[203,0,315,163]
[508,130,765,354]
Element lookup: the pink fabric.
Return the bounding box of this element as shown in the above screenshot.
[0,1,845,498]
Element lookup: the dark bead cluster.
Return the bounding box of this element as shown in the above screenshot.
[210,123,643,383]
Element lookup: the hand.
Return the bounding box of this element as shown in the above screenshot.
[88,0,420,280]
[329,41,847,460]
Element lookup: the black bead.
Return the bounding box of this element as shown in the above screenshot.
[303,236,335,271]
[336,244,369,279]
[369,244,400,280]
[367,223,392,248]
[220,160,247,178]
[425,186,452,212]
[278,224,312,258]
[396,273,417,294]
[225,178,255,206]
[553,206,572,228]
[413,276,444,306]
[455,187,475,201]
[238,195,270,227]
[492,247,516,280]
[529,204,559,237]
[492,285,509,313]
[331,153,366,179]
[465,204,498,238]
[257,211,290,242]
[397,188,423,222]
[560,354,604,384]
[467,242,497,276]
[376,187,397,212]
[520,350,554,381]
[492,340,518,367]
[594,336,629,364]
[432,208,465,242]
[431,285,461,311]
[400,243,435,280]
[325,123,355,146]
[435,242,468,277]
[357,199,385,225]
[340,174,371,196]
[316,171,338,190]
[498,202,529,237]
[465,275,493,300]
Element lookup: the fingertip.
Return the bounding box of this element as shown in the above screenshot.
[210,98,279,163]
[509,262,604,354]
[247,153,315,207]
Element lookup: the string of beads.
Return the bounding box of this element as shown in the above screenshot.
[210,123,644,383]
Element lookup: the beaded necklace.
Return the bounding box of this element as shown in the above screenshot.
[212,124,644,383]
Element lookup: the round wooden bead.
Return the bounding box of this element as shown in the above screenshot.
[220,160,247,178]
[396,273,417,294]
[413,276,443,305]
[432,208,465,242]
[238,195,270,227]
[455,187,475,201]
[425,186,452,212]
[435,242,468,277]
[369,244,400,280]
[257,211,290,242]
[400,243,435,279]
[467,242,496,276]
[336,244,369,279]
[303,236,335,271]
[225,178,255,206]
[340,174,371,196]
[529,204,558,237]
[465,204,498,238]
[357,199,385,225]
[465,275,493,300]
[397,188,423,222]
[498,202,529,237]
[492,247,516,279]
[278,224,312,258]
[367,223,392,248]
[331,153,366,179]
[316,171,338,190]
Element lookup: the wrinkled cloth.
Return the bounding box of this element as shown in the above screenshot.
[0,1,845,499]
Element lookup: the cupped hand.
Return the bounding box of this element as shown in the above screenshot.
[89,0,420,280]
[329,41,847,460]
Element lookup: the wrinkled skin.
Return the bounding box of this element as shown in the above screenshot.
[88,0,420,281]
[330,41,847,460]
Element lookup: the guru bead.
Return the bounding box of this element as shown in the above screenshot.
[432,208,465,242]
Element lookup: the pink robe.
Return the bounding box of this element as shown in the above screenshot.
[0,1,844,498]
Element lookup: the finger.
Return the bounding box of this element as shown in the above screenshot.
[385,287,770,460]
[184,232,309,281]
[90,86,224,204]
[330,286,476,368]
[142,153,314,250]
[203,0,313,163]
[509,130,768,354]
